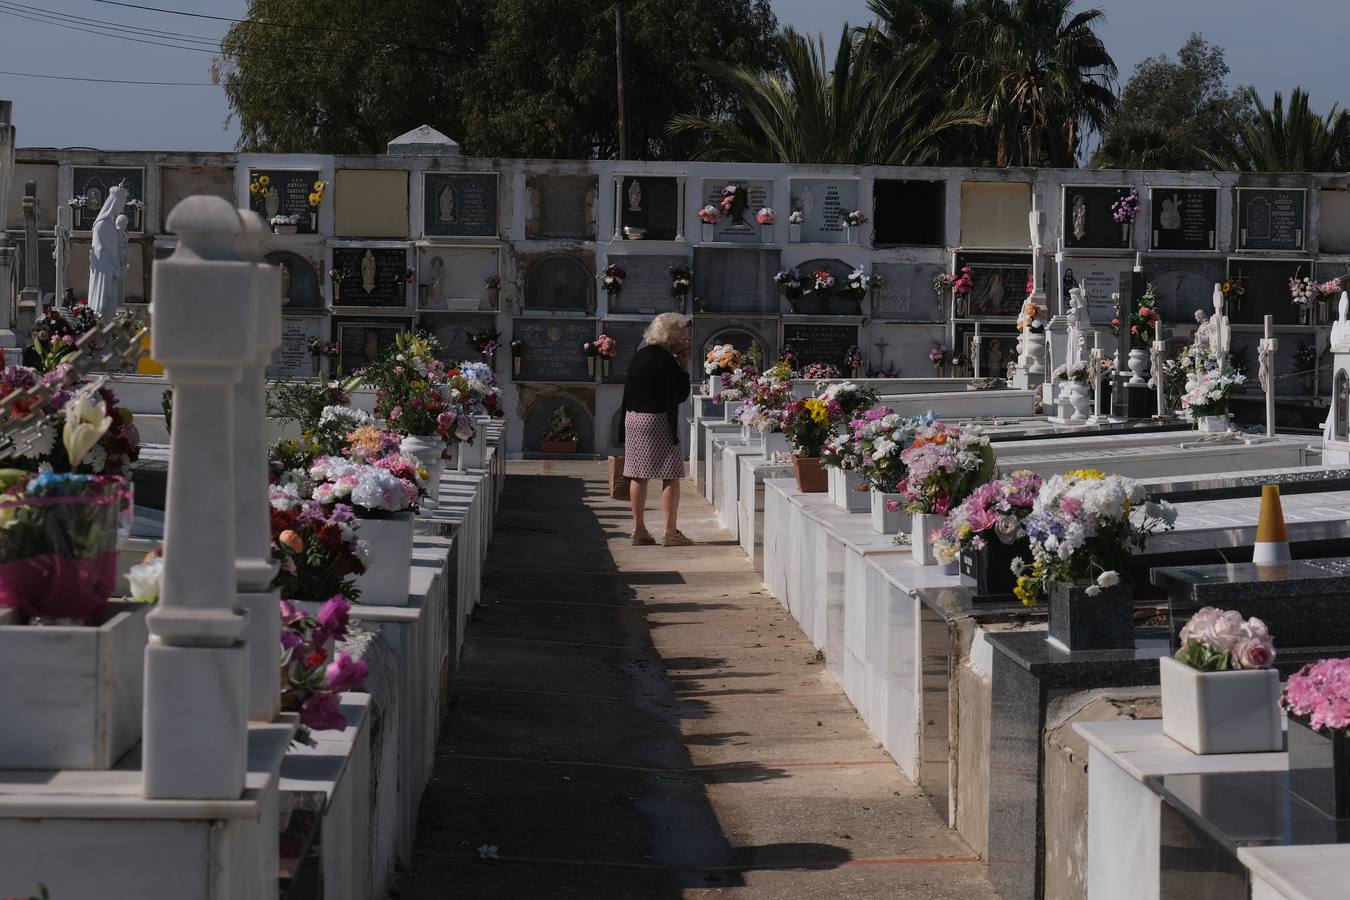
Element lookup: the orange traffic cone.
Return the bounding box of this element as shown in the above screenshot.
[1252,484,1291,566]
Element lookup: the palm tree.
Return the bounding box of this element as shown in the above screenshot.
[1214,88,1350,172]
[667,25,982,165]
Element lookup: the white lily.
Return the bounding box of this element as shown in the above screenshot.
[62,392,112,469]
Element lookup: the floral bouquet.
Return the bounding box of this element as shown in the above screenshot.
[670,264,692,297]
[782,398,834,457]
[1110,286,1160,349]
[270,484,368,604]
[952,266,974,298]
[1017,299,1045,333]
[736,363,794,433]
[697,205,722,225]
[343,427,429,496]
[704,343,744,377]
[788,210,803,225]
[818,381,878,420]
[845,210,867,227]
[1282,658,1350,733]
[850,407,932,493]
[361,332,475,446]
[756,207,775,225]
[0,469,127,622]
[1111,190,1140,224]
[1176,607,1275,671]
[932,471,1043,566]
[774,267,805,303]
[798,362,841,380]
[458,361,503,416]
[29,305,100,374]
[1052,360,1094,385]
[930,343,951,371]
[714,365,758,403]
[543,406,579,443]
[896,423,995,515]
[593,334,617,360]
[1181,369,1245,417]
[845,345,864,372]
[309,456,420,517]
[1290,268,1321,307]
[810,270,836,294]
[601,263,627,295]
[280,594,368,743]
[836,267,871,303]
[720,183,748,220]
[1013,470,1177,605]
[466,327,502,359]
[1178,344,1219,376]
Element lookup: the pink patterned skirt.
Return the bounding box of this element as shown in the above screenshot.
[623,412,685,480]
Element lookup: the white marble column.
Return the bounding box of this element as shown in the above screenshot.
[143,196,256,799]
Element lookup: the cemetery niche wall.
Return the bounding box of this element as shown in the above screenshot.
[692,247,779,314]
[1145,257,1226,321]
[525,172,597,240]
[604,254,689,315]
[700,178,771,243]
[333,315,407,373]
[872,179,944,246]
[522,252,595,314]
[423,172,497,238]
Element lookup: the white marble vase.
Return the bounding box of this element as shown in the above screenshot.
[1127,348,1150,385]
[1159,656,1282,754]
[1196,415,1228,433]
[400,434,446,511]
[870,490,907,535]
[353,511,415,606]
[457,434,486,471]
[911,512,945,565]
[762,431,790,459]
[1069,383,1092,421]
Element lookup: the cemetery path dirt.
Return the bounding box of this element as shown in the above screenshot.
[395,461,999,899]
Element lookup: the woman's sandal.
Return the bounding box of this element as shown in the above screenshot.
[631,532,656,546]
[662,530,693,547]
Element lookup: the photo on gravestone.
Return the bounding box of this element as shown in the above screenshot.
[599,319,653,384]
[526,173,597,240]
[423,173,498,238]
[1061,258,1135,321]
[333,316,409,375]
[691,247,780,314]
[1061,185,1133,250]
[954,251,1030,317]
[780,322,860,373]
[789,178,861,244]
[604,255,689,315]
[872,179,945,247]
[512,317,597,382]
[700,178,772,243]
[265,250,323,309]
[693,317,776,376]
[795,258,860,315]
[331,246,409,307]
[1149,187,1217,251]
[1144,257,1225,321]
[619,176,679,241]
[423,313,499,368]
[870,263,945,322]
[1236,188,1306,252]
[954,324,1019,379]
[523,253,595,312]
[1227,258,1308,325]
[71,166,145,232]
[523,396,594,454]
[247,169,321,235]
[268,316,326,379]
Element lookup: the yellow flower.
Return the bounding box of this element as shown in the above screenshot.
[308,192,321,206]
[62,393,112,470]
[803,398,830,425]
[957,523,972,539]
[1013,575,1039,607]
[249,182,260,195]
[258,175,270,187]
[313,180,325,192]
[1064,469,1105,481]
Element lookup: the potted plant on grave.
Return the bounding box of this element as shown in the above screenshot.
[774,267,805,313]
[1110,286,1161,384]
[510,339,526,375]
[1180,369,1245,433]
[782,397,833,492]
[1160,607,1279,755]
[600,263,626,303]
[279,595,368,745]
[933,471,1043,598]
[1282,658,1350,818]
[594,333,617,377]
[1051,360,1094,421]
[756,207,775,242]
[896,422,995,568]
[697,204,722,241]
[851,407,931,535]
[815,381,879,512]
[736,363,794,456]
[1013,470,1177,651]
[540,406,580,455]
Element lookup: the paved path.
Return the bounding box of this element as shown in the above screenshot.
[395,461,998,899]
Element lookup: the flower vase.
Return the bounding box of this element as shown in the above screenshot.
[789,223,801,243]
[1158,656,1282,755]
[792,457,828,493]
[959,536,1027,599]
[400,434,446,511]
[761,223,773,243]
[846,225,857,244]
[352,512,415,606]
[331,282,341,303]
[723,403,737,424]
[870,490,906,535]
[1127,348,1150,385]
[840,471,869,513]
[587,356,596,377]
[911,513,945,566]
[309,210,318,231]
[762,431,790,459]
[602,358,611,378]
[487,287,500,309]
[1069,383,1091,421]
[1196,415,1228,433]
[1046,580,1135,652]
[457,435,485,471]
[310,355,322,378]
[513,356,522,376]
[701,223,714,242]
[1299,305,1311,325]
[1288,717,1350,819]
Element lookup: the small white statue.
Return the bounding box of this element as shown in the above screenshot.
[1332,290,1350,347]
[87,183,127,323]
[1192,308,1213,353]
[361,249,376,295]
[1065,283,1090,367]
[1209,284,1231,361]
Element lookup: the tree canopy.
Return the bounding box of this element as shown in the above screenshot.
[1214,88,1350,172]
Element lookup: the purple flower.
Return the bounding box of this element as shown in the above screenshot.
[299,692,347,731]
[315,594,351,642]
[325,651,368,693]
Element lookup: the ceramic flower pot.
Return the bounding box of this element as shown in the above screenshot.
[1128,347,1150,385]
[1158,656,1282,755]
[1196,415,1228,433]
[959,536,1027,600]
[540,440,577,454]
[792,457,828,493]
[762,431,790,459]
[724,403,738,424]
[1069,383,1091,421]
[1288,716,1350,819]
[911,512,945,566]
[400,434,445,511]
[870,491,906,535]
[456,434,486,471]
[839,471,869,513]
[353,511,415,607]
[1046,580,1135,652]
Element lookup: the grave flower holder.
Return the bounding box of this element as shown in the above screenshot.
[959,535,1027,600]
[701,223,715,242]
[870,490,907,534]
[400,434,446,510]
[1288,717,1350,819]
[911,512,944,566]
[457,433,486,471]
[352,511,415,606]
[1158,656,1281,755]
[1046,580,1135,652]
[761,223,773,243]
[792,456,827,493]
[789,223,801,242]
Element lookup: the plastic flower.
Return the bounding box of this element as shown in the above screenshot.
[61,392,112,469]
[126,556,164,604]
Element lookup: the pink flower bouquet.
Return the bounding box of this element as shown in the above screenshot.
[896,423,996,515]
[932,471,1042,566]
[1282,658,1350,733]
[1176,607,1275,671]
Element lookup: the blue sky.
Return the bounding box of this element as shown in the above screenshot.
[0,0,1345,151]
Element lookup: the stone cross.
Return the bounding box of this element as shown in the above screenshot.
[17,179,39,331]
[143,196,260,799]
[1258,314,1277,438]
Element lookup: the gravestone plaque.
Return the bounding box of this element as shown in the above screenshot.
[1062,185,1133,250]
[265,250,323,309]
[619,176,679,241]
[693,317,776,374]
[1227,258,1307,326]
[1144,257,1226,321]
[526,173,596,240]
[955,324,1019,378]
[871,263,945,322]
[599,319,652,384]
[781,322,860,371]
[790,178,861,243]
[691,247,780,314]
[512,317,597,382]
[160,166,233,233]
[247,169,320,234]
[71,166,145,232]
[1150,187,1217,251]
[268,316,325,378]
[873,179,944,246]
[424,173,498,237]
[1061,258,1135,320]
[700,178,772,243]
[423,313,499,367]
[1237,188,1305,251]
[1230,330,1302,397]
[333,316,410,373]
[954,251,1031,317]
[868,324,946,376]
[331,246,409,307]
[605,255,688,314]
[524,254,594,312]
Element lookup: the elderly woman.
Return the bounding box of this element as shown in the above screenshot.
[622,312,692,546]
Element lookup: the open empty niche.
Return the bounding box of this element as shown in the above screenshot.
[873,179,945,246]
[959,181,1031,248]
[418,245,499,311]
[1320,190,1350,254]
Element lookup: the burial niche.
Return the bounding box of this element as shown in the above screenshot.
[873,179,945,246]
[524,254,594,313]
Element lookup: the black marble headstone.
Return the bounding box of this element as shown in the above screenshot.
[599,319,652,384]
[512,317,596,382]
[1062,185,1133,250]
[954,251,1031,317]
[266,250,323,309]
[620,176,679,241]
[424,173,498,237]
[422,313,499,368]
[524,254,594,312]
[692,247,780,314]
[331,247,409,307]
[1237,188,1306,251]
[248,169,320,235]
[1227,258,1307,325]
[72,166,146,231]
[605,255,688,315]
[333,315,410,373]
[1150,187,1217,251]
[781,322,860,371]
[1144,257,1225,321]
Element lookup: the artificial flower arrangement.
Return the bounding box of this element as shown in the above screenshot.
[719,183,748,220]
[836,268,872,303]
[951,266,974,299]
[1180,369,1246,418]
[1221,277,1245,312]
[308,337,340,360]
[818,380,879,421]
[714,365,758,403]
[849,407,932,493]
[810,270,836,294]
[485,276,501,292]
[845,345,864,372]
[844,210,867,227]
[459,360,503,417]
[779,346,797,371]
[248,172,270,202]
[697,205,722,225]
[929,343,952,371]
[1017,299,1046,333]
[796,362,839,380]
[756,207,775,225]
[309,456,420,516]
[1052,360,1095,385]
[1175,607,1275,671]
[736,363,794,433]
[1282,658,1350,734]
[29,305,100,373]
[360,332,476,447]
[466,327,502,359]
[788,210,804,225]
[1,368,140,476]
[328,266,344,284]
[1012,470,1177,605]
[588,334,618,360]
[1110,285,1161,349]
[704,343,744,377]
[932,471,1043,566]
[782,397,834,458]
[269,483,368,604]
[542,406,580,443]
[1289,268,1321,307]
[896,423,995,516]
[774,267,805,305]
[308,180,329,210]
[670,264,692,298]
[280,594,368,743]
[600,263,627,295]
[1111,189,1140,224]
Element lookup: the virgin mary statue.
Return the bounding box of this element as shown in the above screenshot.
[88,183,128,323]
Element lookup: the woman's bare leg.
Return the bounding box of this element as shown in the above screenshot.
[661,478,681,535]
[630,478,651,537]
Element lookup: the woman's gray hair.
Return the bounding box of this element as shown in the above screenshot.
[642,312,690,351]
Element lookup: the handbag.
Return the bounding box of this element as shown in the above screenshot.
[608,456,630,501]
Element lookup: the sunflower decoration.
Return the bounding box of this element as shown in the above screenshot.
[308,180,329,209]
[1221,276,1246,314]
[248,173,270,197]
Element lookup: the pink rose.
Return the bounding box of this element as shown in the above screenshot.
[1211,610,1245,652]
[1243,617,1270,641]
[1234,638,1275,670]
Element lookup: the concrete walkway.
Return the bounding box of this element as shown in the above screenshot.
[395,461,999,899]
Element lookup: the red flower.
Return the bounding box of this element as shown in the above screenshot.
[305,649,328,668]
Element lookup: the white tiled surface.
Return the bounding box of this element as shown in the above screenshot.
[1242,845,1350,900]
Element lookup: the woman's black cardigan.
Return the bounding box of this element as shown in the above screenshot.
[620,344,691,447]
